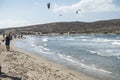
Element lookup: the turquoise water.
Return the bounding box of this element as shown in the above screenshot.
[15,34,120,80]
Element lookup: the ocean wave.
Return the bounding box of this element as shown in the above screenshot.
[57,53,112,74]
[112,42,120,45]
[57,37,75,41]
[80,63,112,74]
[81,39,87,41]
[31,44,36,47]
[80,36,90,39]
[87,50,120,57]
[42,38,48,42]
[65,38,75,40]
[36,45,50,51]
[91,38,120,43]
[37,45,44,48]
[58,53,80,63]
[43,47,50,51]
[34,45,52,55]
[87,50,97,54]
[43,43,47,46]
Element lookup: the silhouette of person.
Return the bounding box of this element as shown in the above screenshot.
[4,33,12,51]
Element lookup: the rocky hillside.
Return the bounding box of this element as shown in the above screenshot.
[0,19,120,34]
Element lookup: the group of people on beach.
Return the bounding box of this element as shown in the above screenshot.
[1,33,23,51]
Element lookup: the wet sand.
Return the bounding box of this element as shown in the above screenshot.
[0,36,99,80]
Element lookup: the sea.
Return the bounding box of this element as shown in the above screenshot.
[15,34,120,80]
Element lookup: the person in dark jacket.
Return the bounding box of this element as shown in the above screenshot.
[4,33,12,51]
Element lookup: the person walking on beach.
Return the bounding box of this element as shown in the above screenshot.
[3,33,12,51]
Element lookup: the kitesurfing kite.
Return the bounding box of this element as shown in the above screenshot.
[76,9,81,14]
[47,3,50,9]
[59,14,63,17]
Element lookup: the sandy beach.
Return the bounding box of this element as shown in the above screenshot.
[0,36,99,80]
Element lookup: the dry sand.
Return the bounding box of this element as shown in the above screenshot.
[0,36,99,80]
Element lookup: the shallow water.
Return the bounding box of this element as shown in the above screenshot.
[15,34,120,80]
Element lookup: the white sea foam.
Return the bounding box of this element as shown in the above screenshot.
[87,49,120,58]
[80,63,112,74]
[81,59,85,62]
[66,38,75,41]
[43,47,50,51]
[57,53,112,74]
[42,38,48,42]
[80,36,90,38]
[42,51,52,54]
[112,42,120,45]
[59,37,64,39]
[32,44,52,55]
[43,43,47,46]
[92,38,120,43]
[28,37,37,47]
[82,39,87,41]
[99,50,120,57]
[37,45,50,51]
[37,46,44,48]
[58,53,78,63]
[87,50,97,54]
[31,44,36,47]
[30,41,37,47]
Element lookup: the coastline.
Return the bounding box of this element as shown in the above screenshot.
[0,36,99,80]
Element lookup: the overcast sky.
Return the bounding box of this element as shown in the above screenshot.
[0,0,120,29]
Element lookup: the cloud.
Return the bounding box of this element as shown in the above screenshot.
[0,19,28,29]
[53,0,120,13]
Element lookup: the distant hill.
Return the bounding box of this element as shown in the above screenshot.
[0,19,120,35]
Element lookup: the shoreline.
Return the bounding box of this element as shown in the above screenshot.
[0,36,99,80]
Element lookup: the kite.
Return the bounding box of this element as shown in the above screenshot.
[47,3,50,9]
[76,9,81,14]
[59,14,63,17]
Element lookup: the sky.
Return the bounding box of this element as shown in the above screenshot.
[0,0,120,29]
